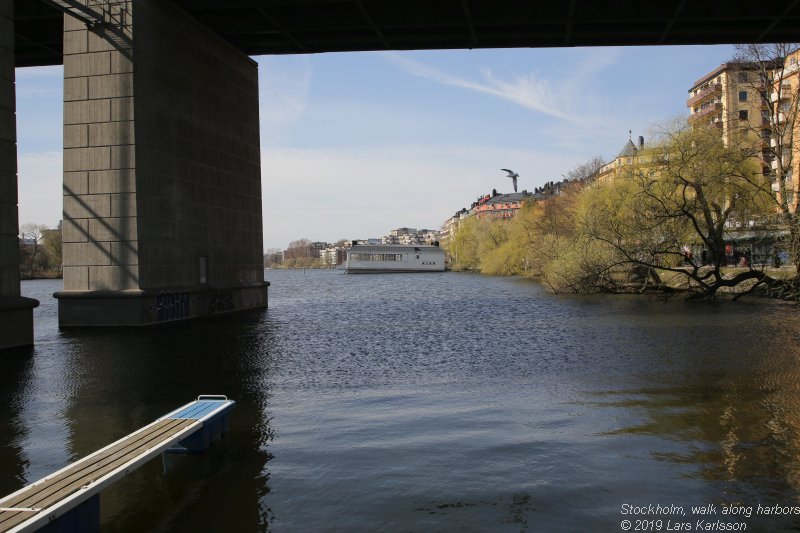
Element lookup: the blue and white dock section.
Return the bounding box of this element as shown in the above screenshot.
[0,395,235,533]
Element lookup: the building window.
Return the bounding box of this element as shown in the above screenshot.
[738,90,748,101]
[739,110,749,120]
[738,72,748,83]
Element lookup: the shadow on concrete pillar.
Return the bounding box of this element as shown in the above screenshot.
[54,0,267,326]
[1,1,39,349]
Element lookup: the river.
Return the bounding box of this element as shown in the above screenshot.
[4,270,800,531]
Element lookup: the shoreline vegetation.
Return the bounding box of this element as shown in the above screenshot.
[444,122,800,302]
[21,271,62,281]
[19,223,62,281]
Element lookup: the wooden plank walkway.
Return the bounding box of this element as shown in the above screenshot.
[0,396,234,533]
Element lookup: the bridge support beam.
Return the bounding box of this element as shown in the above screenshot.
[55,0,267,326]
[0,1,38,349]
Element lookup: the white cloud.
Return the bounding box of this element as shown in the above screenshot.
[383,52,587,123]
[17,151,63,230]
[258,56,313,143]
[15,65,63,98]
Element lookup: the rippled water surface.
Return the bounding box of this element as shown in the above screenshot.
[5,270,800,531]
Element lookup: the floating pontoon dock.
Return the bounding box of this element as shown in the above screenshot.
[0,395,235,533]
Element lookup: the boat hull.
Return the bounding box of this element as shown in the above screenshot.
[344,267,443,274]
[343,244,445,274]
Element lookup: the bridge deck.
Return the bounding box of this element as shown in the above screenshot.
[0,397,233,533]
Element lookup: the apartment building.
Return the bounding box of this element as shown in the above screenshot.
[439,191,533,238]
[320,246,348,267]
[596,135,646,183]
[442,208,469,239]
[687,54,800,211]
[472,191,534,220]
[770,49,800,210]
[381,228,439,245]
[687,62,772,176]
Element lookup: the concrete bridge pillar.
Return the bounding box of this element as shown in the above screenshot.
[55,0,268,326]
[0,0,38,349]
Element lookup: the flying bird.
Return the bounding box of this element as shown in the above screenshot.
[501,169,519,192]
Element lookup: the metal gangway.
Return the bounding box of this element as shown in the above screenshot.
[0,395,235,533]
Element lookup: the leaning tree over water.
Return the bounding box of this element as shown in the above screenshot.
[575,121,783,299]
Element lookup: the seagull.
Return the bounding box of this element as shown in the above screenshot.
[501,169,519,192]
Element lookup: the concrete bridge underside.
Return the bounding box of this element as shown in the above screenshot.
[3,0,800,348]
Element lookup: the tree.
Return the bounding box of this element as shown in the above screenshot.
[43,226,62,272]
[19,223,48,278]
[445,156,602,279]
[733,43,800,272]
[283,238,312,260]
[577,122,774,298]
[510,166,593,284]
[563,155,605,183]
[446,217,483,271]
[264,248,283,268]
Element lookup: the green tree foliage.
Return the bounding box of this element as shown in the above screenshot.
[576,122,775,297]
[43,227,62,272]
[446,169,591,279]
[19,223,62,279]
[447,217,482,271]
[446,126,790,298]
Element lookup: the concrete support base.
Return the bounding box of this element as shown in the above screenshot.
[0,297,39,349]
[55,282,268,327]
[59,0,267,327]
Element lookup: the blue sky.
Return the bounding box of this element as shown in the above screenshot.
[15,44,737,250]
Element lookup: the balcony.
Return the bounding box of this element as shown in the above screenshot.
[688,102,722,122]
[687,83,722,107]
[771,154,790,170]
[769,84,793,102]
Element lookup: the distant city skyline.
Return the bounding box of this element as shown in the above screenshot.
[15,44,738,249]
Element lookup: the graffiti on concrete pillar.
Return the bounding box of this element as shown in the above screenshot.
[209,289,234,313]
[156,292,190,322]
[196,287,234,314]
[143,287,241,323]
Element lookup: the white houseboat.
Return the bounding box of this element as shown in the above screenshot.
[343,244,445,273]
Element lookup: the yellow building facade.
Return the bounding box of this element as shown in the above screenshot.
[769,49,800,211]
[595,135,647,183]
[687,62,771,175]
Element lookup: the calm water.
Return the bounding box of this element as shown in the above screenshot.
[4,271,800,531]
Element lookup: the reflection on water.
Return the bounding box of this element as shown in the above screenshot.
[591,349,800,510]
[6,272,800,531]
[0,348,34,496]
